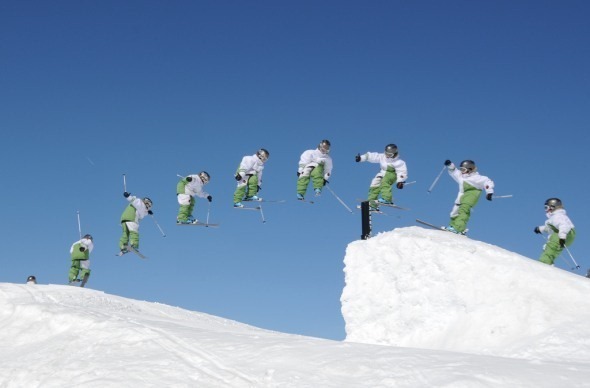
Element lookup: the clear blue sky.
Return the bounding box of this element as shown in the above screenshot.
[1,0,588,341]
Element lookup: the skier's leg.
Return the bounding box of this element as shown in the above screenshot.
[119,223,130,250]
[311,165,325,190]
[126,222,140,249]
[177,194,192,222]
[233,181,247,203]
[297,163,317,196]
[379,170,397,202]
[247,175,259,196]
[539,234,562,265]
[79,260,91,286]
[68,261,81,282]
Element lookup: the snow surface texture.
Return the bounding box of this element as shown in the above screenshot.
[2,227,590,387]
[342,226,590,363]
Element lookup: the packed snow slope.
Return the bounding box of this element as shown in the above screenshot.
[342,226,590,363]
[2,227,590,387]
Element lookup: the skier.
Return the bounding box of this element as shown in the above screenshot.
[177,171,213,224]
[443,159,494,234]
[68,234,94,286]
[233,148,269,208]
[297,139,333,200]
[534,198,576,265]
[26,275,37,285]
[119,192,153,254]
[355,144,408,210]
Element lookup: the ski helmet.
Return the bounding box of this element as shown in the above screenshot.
[459,160,477,173]
[83,234,93,241]
[544,197,563,211]
[257,148,270,162]
[318,139,331,154]
[385,144,398,158]
[143,197,153,209]
[27,275,36,283]
[199,171,210,184]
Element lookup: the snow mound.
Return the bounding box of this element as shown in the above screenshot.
[341,226,590,362]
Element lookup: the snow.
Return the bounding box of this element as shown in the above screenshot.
[2,227,590,387]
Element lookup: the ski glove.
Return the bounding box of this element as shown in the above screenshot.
[148,210,153,215]
[257,185,262,191]
[534,227,541,234]
[207,195,212,202]
[559,238,566,248]
[444,160,452,166]
[297,172,300,177]
[79,247,86,252]
[355,153,361,162]
[186,176,192,182]
[235,173,242,181]
[486,193,493,201]
[323,179,329,186]
[124,192,130,198]
[396,182,404,189]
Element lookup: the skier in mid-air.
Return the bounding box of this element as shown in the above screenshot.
[177,171,212,224]
[233,148,269,208]
[119,192,153,255]
[443,159,494,235]
[534,197,576,265]
[296,139,333,201]
[68,234,94,286]
[355,143,408,211]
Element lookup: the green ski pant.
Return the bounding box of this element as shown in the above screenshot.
[234,175,259,203]
[539,229,576,265]
[368,169,398,202]
[120,222,139,250]
[449,190,481,233]
[177,198,195,222]
[297,165,325,195]
[69,260,90,282]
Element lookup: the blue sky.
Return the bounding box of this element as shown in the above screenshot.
[1,0,588,340]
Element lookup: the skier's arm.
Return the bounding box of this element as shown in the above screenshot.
[393,159,408,182]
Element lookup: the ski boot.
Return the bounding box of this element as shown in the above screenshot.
[245,195,261,201]
[297,193,304,201]
[378,198,394,205]
[314,188,322,196]
[234,202,244,208]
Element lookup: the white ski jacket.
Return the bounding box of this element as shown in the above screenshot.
[184,175,210,199]
[540,208,575,239]
[360,152,408,182]
[69,238,94,254]
[298,149,333,180]
[237,154,265,185]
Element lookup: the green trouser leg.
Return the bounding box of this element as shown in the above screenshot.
[68,262,80,282]
[234,176,259,202]
[119,224,139,249]
[450,189,481,233]
[368,170,397,202]
[297,165,324,195]
[80,268,91,280]
[119,223,129,250]
[539,229,576,265]
[177,199,195,221]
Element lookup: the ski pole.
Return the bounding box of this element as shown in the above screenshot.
[564,246,580,270]
[77,210,82,240]
[492,195,513,199]
[258,203,266,223]
[325,185,353,213]
[123,173,127,192]
[206,201,211,226]
[402,181,417,186]
[151,214,166,237]
[428,166,446,193]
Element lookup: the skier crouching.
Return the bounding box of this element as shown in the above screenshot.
[119,192,152,255]
[177,171,212,224]
[534,198,576,265]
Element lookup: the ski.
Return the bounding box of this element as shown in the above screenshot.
[416,219,468,236]
[234,206,261,211]
[243,199,285,203]
[356,199,409,211]
[116,245,147,259]
[297,199,315,204]
[356,205,387,215]
[177,221,219,228]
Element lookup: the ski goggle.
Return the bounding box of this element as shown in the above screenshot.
[318,144,330,154]
[544,205,554,211]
